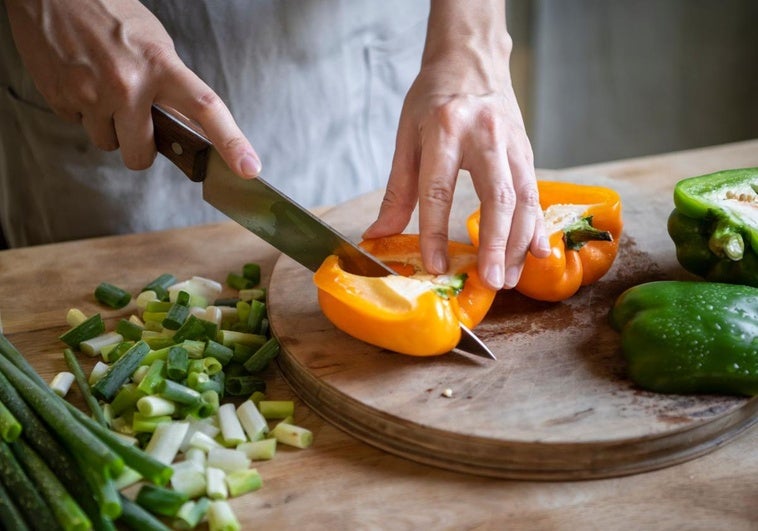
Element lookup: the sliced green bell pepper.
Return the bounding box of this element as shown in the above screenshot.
[667,167,758,286]
[610,281,758,396]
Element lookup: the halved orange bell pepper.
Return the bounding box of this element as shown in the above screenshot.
[313,234,496,356]
[467,181,623,302]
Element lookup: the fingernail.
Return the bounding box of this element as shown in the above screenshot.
[538,236,550,252]
[485,265,504,289]
[240,154,261,177]
[432,250,448,274]
[504,266,521,288]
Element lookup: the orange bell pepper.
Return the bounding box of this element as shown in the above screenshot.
[467,181,623,302]
[313,234,496,356]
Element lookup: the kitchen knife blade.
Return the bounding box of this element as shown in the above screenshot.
[151,105,495,360]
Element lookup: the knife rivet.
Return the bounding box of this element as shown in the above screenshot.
[171,142,184,156]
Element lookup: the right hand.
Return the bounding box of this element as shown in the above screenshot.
[5,0,261,178]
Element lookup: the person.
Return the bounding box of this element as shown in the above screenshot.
[0,0,549,291]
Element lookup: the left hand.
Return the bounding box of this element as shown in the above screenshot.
[363,1,550,291]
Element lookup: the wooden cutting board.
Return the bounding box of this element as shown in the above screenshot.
[267,170,757,480]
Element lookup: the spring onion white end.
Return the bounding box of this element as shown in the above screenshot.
[137,395,177,417]
[271,422,313,449]
[236,400,268,441]
[207,500,240,531]
[145,420,190,464]
[88,360,111,385]
[225,468,263,497]
[171,467,207,499]
[218,403,247,446]
[236,438,277,461]
[188,430,224,453]
[205,467,228,500]
[207,448,251,473]
[65,308,88,327]
[80,331,123,357]
[49,371,75,397]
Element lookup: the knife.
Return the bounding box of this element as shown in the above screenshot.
[151,105,495,360]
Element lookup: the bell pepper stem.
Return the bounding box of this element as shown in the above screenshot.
[563,217,613,251]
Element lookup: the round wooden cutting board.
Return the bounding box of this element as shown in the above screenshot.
[267,172,757,480]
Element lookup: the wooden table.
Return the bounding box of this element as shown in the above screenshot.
[1,140,757,530]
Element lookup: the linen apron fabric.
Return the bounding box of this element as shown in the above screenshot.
[0,0,428,247]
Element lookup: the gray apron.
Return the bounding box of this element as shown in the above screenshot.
[0,0,428,247]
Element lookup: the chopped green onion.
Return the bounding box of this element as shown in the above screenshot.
[158,379,202,406]
[225,374,266,397]
[205,467,228,500]
[174,498,211,530]
[238,287,266,302]
[170,467,207,499]
[258,400,295,420]
[137,359,166,395]
[225,468,263,498]
[116,318,144,341]
[142,273,177,302]
[88,360,111,385]
[242,263,261,284]
[110,383,143,416]
[95,281,132,309]
[246,300,266,334]
[49,370,75,397]
[204,340,234,366]
[236,438,276,461]
[181,339,206,359]
[226,272,254,290]
[242,337,280,373]
[217,330,266,349]
[163,303,190,330]
[167,346,190,381]
[137,396,177,417]
[207,447,251,473]
[144,421,189,465]
[135,483,188,518]
[65,308,88,327]
[189,431,224,453]
[207,500,240,531]
[217,403,246,446]
[236,400,268,441]
[80,331,124,358]
[133,413,172,433]
[59,313,105,349]
[203,356,223,376]
[92,340,150,401]
[271,422,313,449]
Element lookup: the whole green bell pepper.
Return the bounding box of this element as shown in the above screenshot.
[610,281,758,396]
[667,167,758,287]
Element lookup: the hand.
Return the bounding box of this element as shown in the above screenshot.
[5,0,261,177]
[363,0,550,291]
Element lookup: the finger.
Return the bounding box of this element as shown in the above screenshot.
[114,96,157,170]
[469,148,513,291]
[529,207,550,258]
[80,112,119,152]
[160,66,261,178]
[362,118,419,239]
[417,124,461,275]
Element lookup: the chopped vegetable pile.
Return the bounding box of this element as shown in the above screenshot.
[0,264,313,531]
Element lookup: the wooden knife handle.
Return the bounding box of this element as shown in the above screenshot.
[151,104,211,182]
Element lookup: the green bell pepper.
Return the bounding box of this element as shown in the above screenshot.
[610,281,758,396]
[667,167,758,287]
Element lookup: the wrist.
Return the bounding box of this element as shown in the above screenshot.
[422,0,512,89]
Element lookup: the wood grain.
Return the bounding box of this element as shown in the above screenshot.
[267,143,758,479]
[0,141,756,529]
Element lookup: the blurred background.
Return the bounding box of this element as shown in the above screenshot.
[507,0,758,169]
